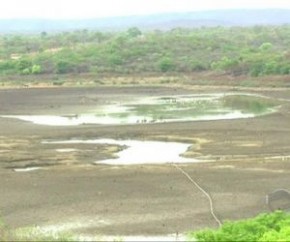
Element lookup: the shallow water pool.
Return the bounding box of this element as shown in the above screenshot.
[44,138,201,165]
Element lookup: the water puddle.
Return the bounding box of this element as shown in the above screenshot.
[44,139,200,165]
[0,93,279,126]
[13,167,42,172]
[56,148,78,153]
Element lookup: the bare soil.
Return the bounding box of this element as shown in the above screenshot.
[0,86,290,237]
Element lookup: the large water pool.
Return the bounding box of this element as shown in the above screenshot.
[1,93,279,126]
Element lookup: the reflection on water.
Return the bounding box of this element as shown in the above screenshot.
[14,167,42,172]
[44,139,200,165]
[56,148,78,153]
[1,93,278,126]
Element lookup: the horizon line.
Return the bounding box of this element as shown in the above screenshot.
[0,7,289,20]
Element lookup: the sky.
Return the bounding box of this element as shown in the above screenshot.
[0,0,290,19]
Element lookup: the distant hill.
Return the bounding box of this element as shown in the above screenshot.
[1,9,290,33]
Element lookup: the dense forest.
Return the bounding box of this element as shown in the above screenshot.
[0,25,290,80]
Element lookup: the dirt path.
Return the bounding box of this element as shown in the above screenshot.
[0,86,290,237]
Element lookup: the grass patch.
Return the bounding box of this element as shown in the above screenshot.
[125,96,224,120]
[0,220,76,241]
[0,217,124,241]
[240,80,258,87]
[222,95,280,114]
[53,80,65,86]
[15,228,75,241]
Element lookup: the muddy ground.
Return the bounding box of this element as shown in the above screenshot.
[0,86,290,237]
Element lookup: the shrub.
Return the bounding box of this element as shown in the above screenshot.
[31,64,42,74]
[188,211,290,241]
[55,60,75,74]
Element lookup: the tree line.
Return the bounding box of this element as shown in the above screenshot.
[0,25,290,77]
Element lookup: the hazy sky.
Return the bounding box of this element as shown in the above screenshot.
[0,0,290,19]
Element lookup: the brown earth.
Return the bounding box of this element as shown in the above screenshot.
[0,86,290,237]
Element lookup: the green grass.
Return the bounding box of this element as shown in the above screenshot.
[222,95,280,114]
[240,79,259,88]
[0,218,124,241]
[0,221,76,241]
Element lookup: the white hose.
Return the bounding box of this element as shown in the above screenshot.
[172,164,222,227]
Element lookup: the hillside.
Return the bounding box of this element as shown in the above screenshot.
[0,9,290,33]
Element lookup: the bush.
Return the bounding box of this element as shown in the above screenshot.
[55,60,75,74]
[188,211,290,241]
[22,68,31,75]
[31,64,42,74]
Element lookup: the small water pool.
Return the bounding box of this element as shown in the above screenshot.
[44,139,201,165]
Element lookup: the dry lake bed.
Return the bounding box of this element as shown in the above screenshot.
[1,86,290,240]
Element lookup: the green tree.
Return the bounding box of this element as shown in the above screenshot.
[40,31,47,38]
[55,60,75,74]
[107,54,123,66]
[17,59,32,72]
[127,27,142,38]
[211,57,239,71]
[158,57,174,72]
[259,42,273,52]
